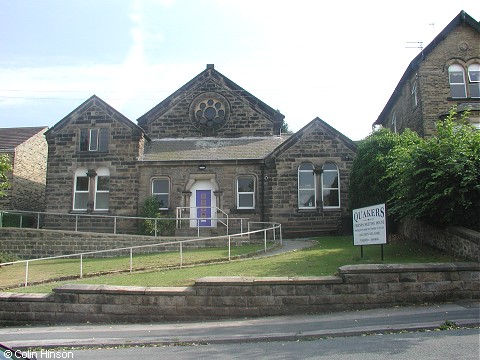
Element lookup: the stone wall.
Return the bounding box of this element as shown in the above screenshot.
[0,228,232,259]
[0,128,48,212]
[399,218,479,261]
[0,263,477,325]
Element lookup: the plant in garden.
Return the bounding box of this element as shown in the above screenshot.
[139,197,176,236]
[348,128,420,210]
[386,107,480,230]
[0,154,12,197]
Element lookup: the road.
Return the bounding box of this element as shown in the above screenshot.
[49,328,479,360]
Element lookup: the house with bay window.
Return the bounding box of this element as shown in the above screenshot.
[373,10,480,136]
[44,65,356,237]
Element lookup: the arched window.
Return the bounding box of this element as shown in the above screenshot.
[152,178,170,210]
[468,64,480,98]
[298,163,316,209]
[321,163,340,209]
[237,176,255,209]
[73,168,89,211]
[94,167,110,211]
[448,64,467,98]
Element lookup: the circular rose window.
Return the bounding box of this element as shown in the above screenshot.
[190,92,230,131]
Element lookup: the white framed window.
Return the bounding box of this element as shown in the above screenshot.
[237,176,255,209]
[73,168,89,211]
[321,163,340,209]
[392,112,397,134]
[79,128,109,152]
[411,79,418,107]
[448,64,467,98]
[152,178,170,210]
[73,167,110,211]
[468,64,480,98]
[298,163,316,209]
[94,167,110,211]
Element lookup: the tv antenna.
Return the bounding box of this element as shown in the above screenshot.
[405,41,423,50]
[406,41,424,57]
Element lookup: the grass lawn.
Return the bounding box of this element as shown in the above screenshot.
[2,236,460,293]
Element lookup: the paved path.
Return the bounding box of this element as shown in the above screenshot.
[1,301,478,349]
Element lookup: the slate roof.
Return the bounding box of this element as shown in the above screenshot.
[141,136,290,162]
[0,127,47,150]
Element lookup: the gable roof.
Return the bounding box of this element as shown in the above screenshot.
[141,135,289,162]
[373,10,480,127]
[137,64,285,128]
[45,95,149,140]
[266,117,357,162]
[0,126,47,151]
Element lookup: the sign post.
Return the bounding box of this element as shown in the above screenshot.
[352,203,387,261]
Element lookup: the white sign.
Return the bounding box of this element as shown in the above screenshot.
[353,203,387,246]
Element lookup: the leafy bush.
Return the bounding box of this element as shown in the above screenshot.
[139,197,175,236]
[386,108,480,230]
[0,213,35,228]
[348,128,420,210]
[0,154,12,197]
[0,252,19,263]
[350,107,479,231]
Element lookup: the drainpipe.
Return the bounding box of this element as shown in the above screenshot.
[261,165,265,222]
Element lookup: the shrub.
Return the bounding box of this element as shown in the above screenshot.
[139,197,176,236]
[386,108,480,230]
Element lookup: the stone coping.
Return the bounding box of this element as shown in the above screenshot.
[53,284,195,295]
[194,276,343,285]
[339,262,479,274]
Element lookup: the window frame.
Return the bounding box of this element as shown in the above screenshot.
[94,167,110,211]
[236,175,255,209]
[467,64,480,98]
[321,163,340,210]
[152,178,170,210]
[411,78,418,107]
[448,64,467,98]
[298,163,316,209]
[73,168,89,211]
[79,128,109,152]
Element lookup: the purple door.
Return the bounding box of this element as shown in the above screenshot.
[196,190,211,227]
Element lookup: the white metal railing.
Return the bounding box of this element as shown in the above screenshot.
[175,206,247,236]
[0,222,282,287]
[0,209,248,237]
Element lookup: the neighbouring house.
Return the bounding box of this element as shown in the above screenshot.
[44,65,356,237]
[0,126,48,211]
[373,11,480,136]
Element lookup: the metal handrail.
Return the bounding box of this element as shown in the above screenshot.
[0,209,248,237]
[0,222,282,287]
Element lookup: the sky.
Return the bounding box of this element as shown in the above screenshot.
[0,0,478,141]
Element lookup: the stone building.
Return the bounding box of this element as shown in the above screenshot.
[0,127,48,211]
[373,11,480,136]
[44,65,356,237]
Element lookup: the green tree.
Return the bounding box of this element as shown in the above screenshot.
[0,154,12,197]
[280,118,291,134]
[348,128,420,211]
[386,108,480,230]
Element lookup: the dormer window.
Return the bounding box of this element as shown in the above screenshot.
[79,128,109,152]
